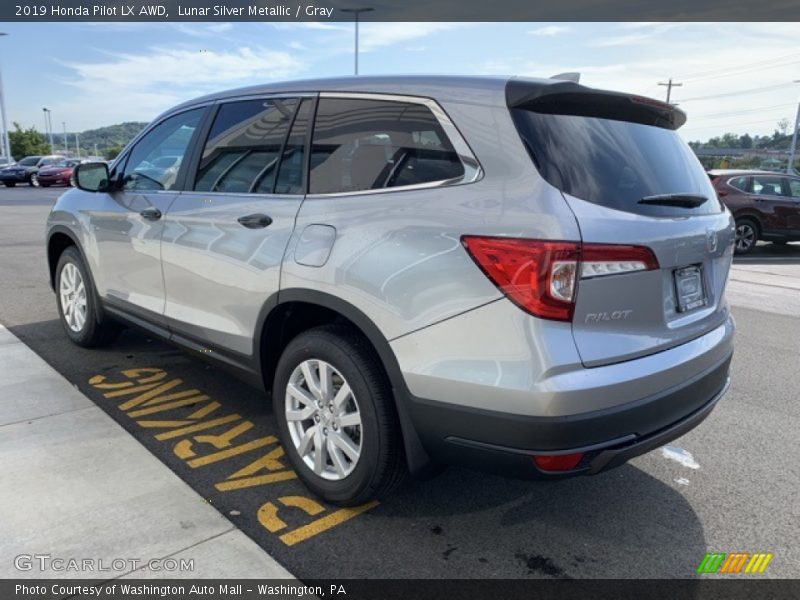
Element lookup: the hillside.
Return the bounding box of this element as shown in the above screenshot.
[52,122,147,158]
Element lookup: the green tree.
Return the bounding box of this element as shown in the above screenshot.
[9,122,51,158]
[105,144,124,160]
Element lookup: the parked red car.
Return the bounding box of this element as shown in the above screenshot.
[33,159,82,188]
[709,169,800,254]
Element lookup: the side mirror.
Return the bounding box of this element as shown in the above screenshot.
[74,162,111,192]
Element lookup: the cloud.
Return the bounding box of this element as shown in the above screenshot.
[359,23,467,52]
[528,25,570,37]
[58,45,305,125]
[208,23,233,33]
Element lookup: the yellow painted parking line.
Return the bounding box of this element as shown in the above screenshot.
[127,395,210,417]
[216,470,297,491]
[154,414,241,440]
[279,501,379,546]
[187,436,278,467]
[118,379,186,410]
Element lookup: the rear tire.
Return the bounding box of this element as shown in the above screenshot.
[4,182,15,187]
[273,325,406,506]
[29,174,39,187]
[734,218,758,255]
[55,246,121,347]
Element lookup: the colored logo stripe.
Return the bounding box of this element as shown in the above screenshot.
[697,552,773,574]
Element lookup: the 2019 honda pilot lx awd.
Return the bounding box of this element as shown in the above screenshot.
[46,76,735,505]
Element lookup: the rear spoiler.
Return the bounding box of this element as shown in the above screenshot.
[506,78,687,130]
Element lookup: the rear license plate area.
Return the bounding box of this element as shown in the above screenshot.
[674,265,706,312]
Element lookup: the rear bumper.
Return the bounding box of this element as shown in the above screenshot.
[404,351,731,479]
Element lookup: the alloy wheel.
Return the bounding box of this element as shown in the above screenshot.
[285,359,363,481]
[59,262,87,332]
[30,174,39,187]
[735,223,756,253]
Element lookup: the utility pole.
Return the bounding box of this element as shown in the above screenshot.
[658,78,683,104]
[787,80,800,175]
[74,132,80,158]
[341,7,373,75]
[62,121,68,154]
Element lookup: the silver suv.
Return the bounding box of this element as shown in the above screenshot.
[46,76,735,505]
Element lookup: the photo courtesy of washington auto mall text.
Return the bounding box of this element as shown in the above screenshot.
[1,0,799,599]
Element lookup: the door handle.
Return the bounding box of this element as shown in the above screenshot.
[237,213,273,229]
[140,207,162,220]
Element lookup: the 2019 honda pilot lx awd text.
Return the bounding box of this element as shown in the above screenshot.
[46,76,735,505]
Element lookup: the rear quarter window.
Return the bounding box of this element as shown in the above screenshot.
[309,97,464,195]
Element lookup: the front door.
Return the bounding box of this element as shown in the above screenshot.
[160,95,314,364]
[90,108,205,326]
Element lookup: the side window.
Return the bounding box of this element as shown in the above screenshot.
[275,98,312,195]
[752,175,787,197]
[309,97,465,195]
[728,176,749,192]
[789,179,800,198]
[195,98,298,194]
[123,109,203,192]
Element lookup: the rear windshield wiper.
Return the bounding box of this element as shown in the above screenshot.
[638,194,708,208]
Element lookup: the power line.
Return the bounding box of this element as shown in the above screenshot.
[680,59,800,84]
[681,117,789,133]
[676,51,800,82]
[692,103,795,120]
[679,83,796,102]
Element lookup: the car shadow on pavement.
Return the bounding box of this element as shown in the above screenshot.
[734,241,800,264]
[7,318,706,580]
[382,463,707,578]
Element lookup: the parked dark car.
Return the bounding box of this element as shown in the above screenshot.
[34,159,82,187]
[709,169,800,254]
[0,155,62,187]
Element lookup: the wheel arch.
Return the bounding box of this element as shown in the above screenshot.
[257,289,432,474]
[47,226,105,322]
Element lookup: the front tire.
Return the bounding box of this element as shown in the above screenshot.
[55,246,120,347]
[273,326,406,506]
[734,218,758,255]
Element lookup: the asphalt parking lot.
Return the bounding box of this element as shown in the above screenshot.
[1,185,798,579]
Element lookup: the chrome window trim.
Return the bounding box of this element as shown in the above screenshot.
[305,91,483,199]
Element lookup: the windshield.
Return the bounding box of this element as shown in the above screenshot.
[511,109,722,217]
[18,157,40,166]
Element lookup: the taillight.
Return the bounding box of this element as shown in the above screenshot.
[462,236,658,322]
[580,244,658,279]
[461,236,579,321]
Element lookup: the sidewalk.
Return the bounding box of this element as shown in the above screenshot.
[0,324,293,580]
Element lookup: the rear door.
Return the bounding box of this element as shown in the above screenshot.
[160,95,313,360]
[751,174,796,234]
[510,91,734,367]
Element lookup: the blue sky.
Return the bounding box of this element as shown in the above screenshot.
[1,21,799,141]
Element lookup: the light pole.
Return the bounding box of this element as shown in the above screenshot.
[787,80,800,175]
[341,7,373,76]
[62,121,68,154]
[74,132,80,158]
[42,107,54,151]
[0,32,11,161]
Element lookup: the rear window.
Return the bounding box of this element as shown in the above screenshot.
[511,109,722,217]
